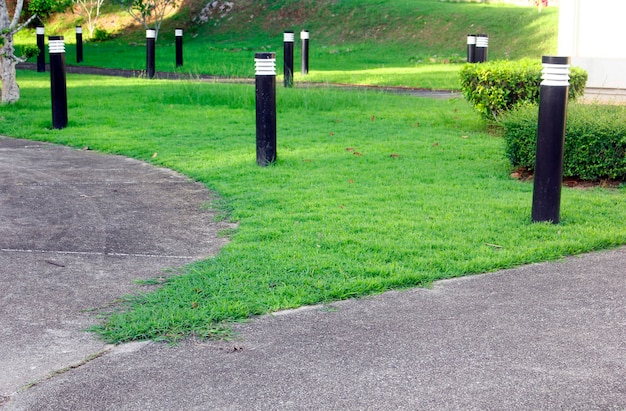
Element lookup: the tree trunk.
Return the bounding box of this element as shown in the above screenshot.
[1,34,20,104]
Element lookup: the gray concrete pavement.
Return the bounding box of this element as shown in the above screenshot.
[1,136,624,410]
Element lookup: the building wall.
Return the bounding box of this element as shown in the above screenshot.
[558,0,626,89]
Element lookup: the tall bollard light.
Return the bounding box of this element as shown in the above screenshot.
[476,34,489,63]
[175,28,183,67]
[36,26,45,72]
[146,29,156,79]
[75,26,83,63]
[283,31,294,87]
[255,52,277,166]
[300,30,309,75]
[49,36,68,130]
[466,34,476,63]
[531,56,570,224]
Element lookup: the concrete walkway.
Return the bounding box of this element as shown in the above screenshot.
[1,136,624,409]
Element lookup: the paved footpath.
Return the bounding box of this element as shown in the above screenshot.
[1,136,624,410]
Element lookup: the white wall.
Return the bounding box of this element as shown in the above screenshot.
[558,0,626,89]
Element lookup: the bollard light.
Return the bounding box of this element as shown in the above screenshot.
[49,36,68,129]
[283,31,294,87]
[75,26,83,63]
[255,52,277,166]
[475,34,488,63]
[466,34,476,63]
[146,29,156,79]
[531,56,571,224]
[300,30,310,75]
[36,26,45,72]
[175,28,183,67]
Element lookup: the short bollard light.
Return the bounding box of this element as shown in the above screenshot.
[175,28,183,67]
[300,30,310,75]
[49,36,68,130]
[283,31,295,87]
[531,56,571,224]
[476,34,489,63]
[466,34,476,63]
[36,26,45,72]
[255,52,277,166]
[75,26,83,63]
[146,29,156,79]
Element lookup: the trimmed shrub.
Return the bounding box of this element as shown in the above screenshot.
[460,59,588,120]
[501,103,626,181]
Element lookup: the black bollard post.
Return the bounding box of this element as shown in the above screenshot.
[283,31,294,87]
[531,56,571,224]
[255,52,277,166]
[36,26,45,72]
[75,26,83,63]
[175,28,183,67]
[146,28,156,79]
[466,34,476,63]
[300,30,309,75]
[49,36,68,129]
[475,34,489,63]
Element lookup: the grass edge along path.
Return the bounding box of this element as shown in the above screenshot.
[2,71,626,343]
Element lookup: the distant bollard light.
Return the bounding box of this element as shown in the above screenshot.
[76,26,83,63]
[476,34,489,63]
[146,29,156,79]
[49,36,68,129]
[175,28,183,67]
[283,31,295,87]
[466,34,476,63]
[531,56,571,224]
[255,52,277,166]
[300,30,310,75]
[36,26,45,72]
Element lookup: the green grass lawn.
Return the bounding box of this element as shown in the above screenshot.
[2,70,625,342]
[14,0,558,90]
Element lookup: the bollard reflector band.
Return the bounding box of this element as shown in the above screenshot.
[76,26,82,34]
[37,27,45,35]
[300,30,309,40]
[467,35,476,45]
[49,39,65,54]
[146,29,156,39]
[284,32,295,42]
[541,64,570,86]
[175,29,183,36]
[476,37,489,47]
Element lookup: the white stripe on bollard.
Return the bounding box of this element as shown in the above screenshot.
[49,39,65,54]
[255,58,276,76]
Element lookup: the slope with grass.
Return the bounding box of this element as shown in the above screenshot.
[15,0,558,88]
[1,72,624,342]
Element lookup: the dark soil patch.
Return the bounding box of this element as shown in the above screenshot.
[510,167,622,189]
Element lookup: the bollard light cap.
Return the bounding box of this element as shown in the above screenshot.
[146,29,156,39]
[541,56,570,86]
[542,56,570,65]
[36,27,45,35]
[255,52,276,76]
[48,36,65,54]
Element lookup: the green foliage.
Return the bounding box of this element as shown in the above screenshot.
[92,27,112,41]
[18,45,41,60]
[28,0,73,17]
[460,59,588,119]
[501,103,626,180]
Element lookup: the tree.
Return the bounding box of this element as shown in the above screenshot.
[114,0,178,40]
[73,0,105,39]
[0,0,68,104]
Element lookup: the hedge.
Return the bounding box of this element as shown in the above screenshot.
[460,59,588,120]
[501,103,626,181]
